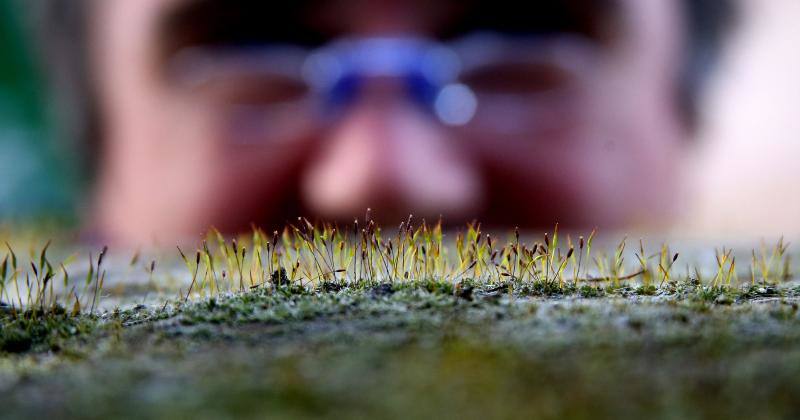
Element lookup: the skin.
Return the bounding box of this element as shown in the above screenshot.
[90,0,686,245]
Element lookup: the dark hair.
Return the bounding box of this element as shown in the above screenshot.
[23,0,735,172]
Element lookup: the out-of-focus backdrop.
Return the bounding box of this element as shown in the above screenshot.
[683,0,800,238]
[0,0,77,219]
[0,0,798,240]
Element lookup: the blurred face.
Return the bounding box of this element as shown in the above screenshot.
[91,0,686,244]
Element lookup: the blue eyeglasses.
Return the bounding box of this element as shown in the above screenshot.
[169,33,599,145]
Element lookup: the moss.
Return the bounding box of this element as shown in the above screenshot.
[2,276,800,418]
[0,309,96,353]
[2,285,800,418]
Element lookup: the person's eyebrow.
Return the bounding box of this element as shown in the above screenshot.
[155,0,328,59]
[438,0,623,43]
[154,0,623,60]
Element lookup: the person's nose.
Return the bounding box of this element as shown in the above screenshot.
[301,81,483,222]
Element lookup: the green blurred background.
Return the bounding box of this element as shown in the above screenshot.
[0,0,77,221]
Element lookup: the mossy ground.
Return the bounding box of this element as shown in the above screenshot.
[2,279,800,419]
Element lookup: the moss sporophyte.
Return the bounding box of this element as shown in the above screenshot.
[0,218,794,348]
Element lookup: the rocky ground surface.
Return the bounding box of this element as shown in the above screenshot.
[2,279,800,419]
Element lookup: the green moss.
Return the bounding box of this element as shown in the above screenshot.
[2,282,800,418]
[1,268,800,418]
[0,308,97,353]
